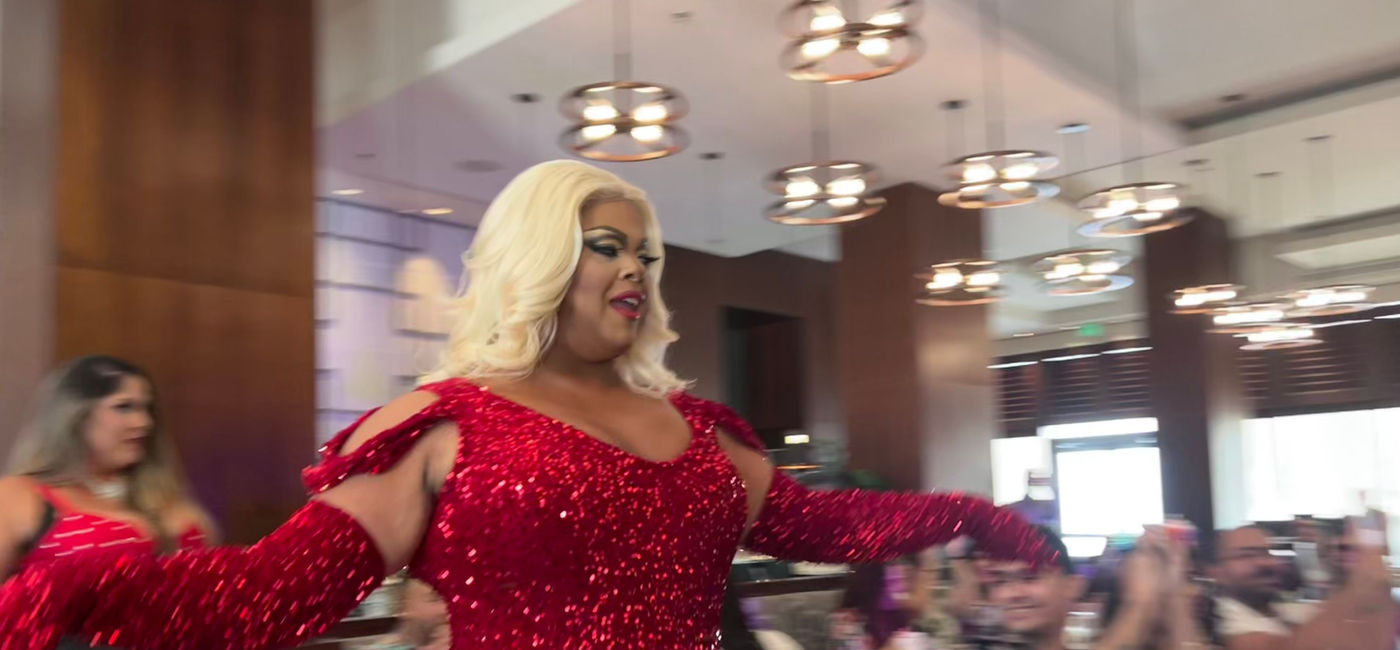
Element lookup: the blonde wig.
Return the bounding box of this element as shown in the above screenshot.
[424,160,688,396]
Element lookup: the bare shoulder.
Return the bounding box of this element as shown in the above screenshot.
[0,476,44,535]
[166,500,221,543]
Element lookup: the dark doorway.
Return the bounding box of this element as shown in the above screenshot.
[722,307,806,449]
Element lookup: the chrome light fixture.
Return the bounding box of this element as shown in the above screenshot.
[1033,250,1134,296]
[560,0,687,161]
[1285,284,1375,317]
[1280,137,1377,317]
[1206,302,1292,335]
[780,0,924,84]
[1077,0,1189,236]
[915,259,1005,305]
[939,0,1058,208]
[1169,283,1243,314]
[1238,324,1321,351]
[765,85,884,225]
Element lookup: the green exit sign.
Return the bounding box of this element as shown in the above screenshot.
[1077,323,1105,338]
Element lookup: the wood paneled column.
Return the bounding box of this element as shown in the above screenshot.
[37,0,316,542]
[834,183,996,492]
[1144,210,1246,533]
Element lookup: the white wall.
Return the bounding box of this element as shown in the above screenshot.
[315,200,474,444]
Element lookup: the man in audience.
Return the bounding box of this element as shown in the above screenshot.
[1210,522,1394,650]
[985,526,1202,650]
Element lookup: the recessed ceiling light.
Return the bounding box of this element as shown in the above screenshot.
[422,208,454,216]
[455,159,504,173]
[1012,332,1036,338]
[1221,93,1247,103]
[511,93,541,104]
[354,152,376,160]
[1056,123,1090,135]
[331,188,364,196]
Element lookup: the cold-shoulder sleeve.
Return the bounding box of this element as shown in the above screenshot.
[694,397,1060,569]
[0,383,467,650]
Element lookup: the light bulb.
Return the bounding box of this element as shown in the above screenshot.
[827,177,866,196]
[1107,197,1138,215]
[1176,294,1205,307]
[581,124,617,141]
[828,196,860,208]
[1049,262,1085,280]
[1133,211,1164,222]
[1330,290,1368,303]
[1144,196,1181,212]
[801,37,841,60]
[962,163,997,183]
[784,199,816,211]
[582,101,620,122]
[857,37,891,58]
[1247,327,1314,344]
[785,177,820,198]
[1086,261,1120,274]
[632,103,668,123]
[967,271,1000,287]
[809,7,846,32]
[1214,309,1283,326]
[1207,289,1238,302]
[930,269,964,289]
[867,10,905,26]
[1000,181,1031,192]
[630,125,664,142]
[1001,163,1039,180]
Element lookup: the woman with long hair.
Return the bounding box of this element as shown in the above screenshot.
[0,356,214,647]
[0,161,1057,650]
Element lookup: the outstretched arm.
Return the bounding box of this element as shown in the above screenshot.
[704,401,1057,569]
[0,392,456,650]
[744,470,1058,567]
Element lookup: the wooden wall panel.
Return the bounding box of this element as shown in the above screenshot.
[52,0,315,542]
[662,246,841,447]
[1144,210,1245,534]
[836,183,995,492]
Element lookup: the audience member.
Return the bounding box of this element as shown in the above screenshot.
[1208,521,1394,650]
[986,525,1204,650]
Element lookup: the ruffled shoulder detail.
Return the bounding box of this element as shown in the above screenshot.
[302,378,478,494]
[670,393,768,455]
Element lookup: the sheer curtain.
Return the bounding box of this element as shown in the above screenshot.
[1242,408,1400,551]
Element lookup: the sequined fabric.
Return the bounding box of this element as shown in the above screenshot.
[0,501,382,650]
[701,399,1061,571]
[1,377,1056,649]
[18,481,205,569]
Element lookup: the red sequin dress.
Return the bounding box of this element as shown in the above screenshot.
[16,481,206,570]
[0,378,1057,650]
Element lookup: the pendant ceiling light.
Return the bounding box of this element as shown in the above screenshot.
[939,0,1058,209]
[1206,301,1294,335]
[1170,284,1243,314]
[560,0,687,161]
[1284,135,1375,317]
[780,0,924,84]
[1169,160,1243,314]
[1077,0,1190,237]
[1286,284,1374,317]
[765,86,884,225]
[915,259,1005,306]
[1032,249,1134,296]
[1238,324,1321,351]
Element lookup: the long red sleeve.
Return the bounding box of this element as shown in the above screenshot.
[690,397,1059,569]
[745,471,1060,568]
[0,501,384,650]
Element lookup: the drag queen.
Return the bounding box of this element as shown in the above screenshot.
[0,161,1057,649]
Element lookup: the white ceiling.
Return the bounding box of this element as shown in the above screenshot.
[316,0,1400,343]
